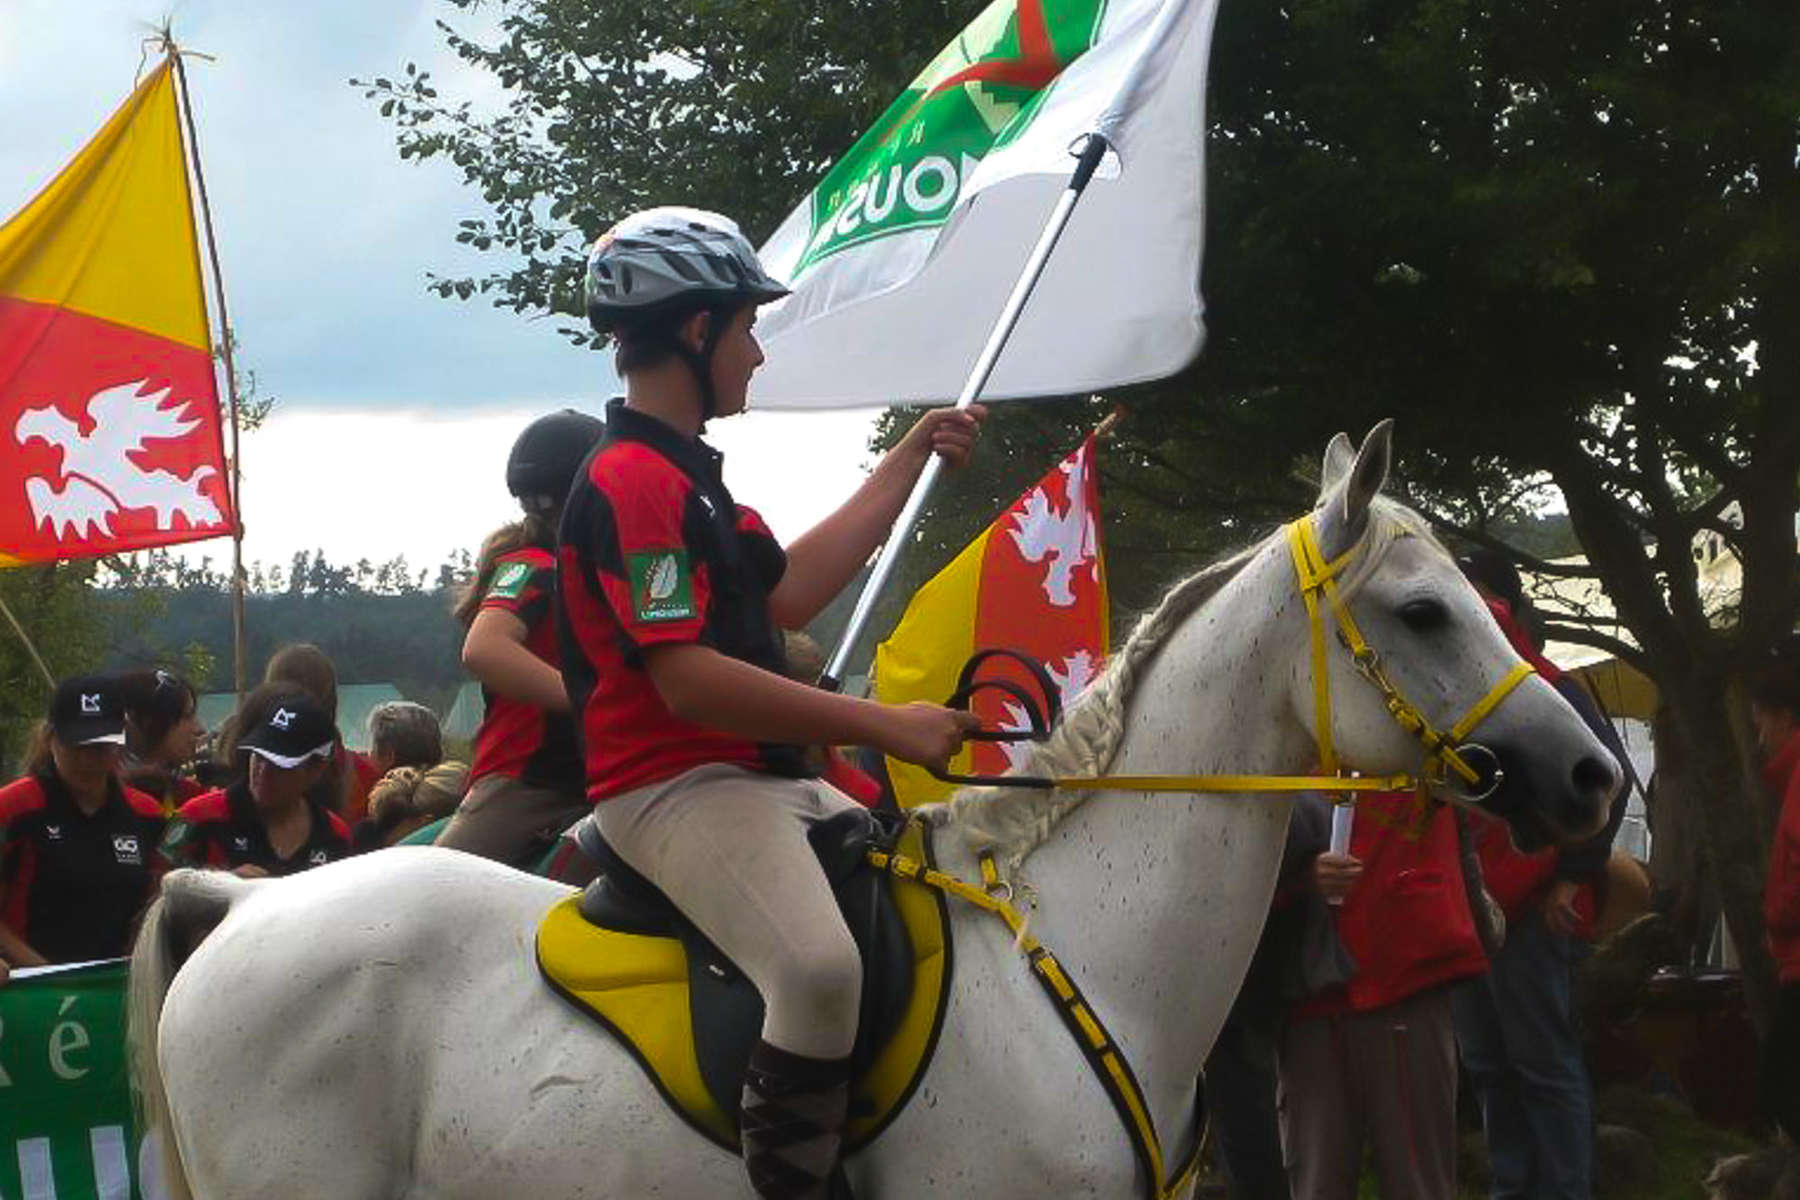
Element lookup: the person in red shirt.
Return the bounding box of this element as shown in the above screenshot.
[1754,634,1800,1142]
[161,691,351,877]
[1451,551,1634,1200]
[1274,789,1490,1199]
[436,409,604,867]
[564,207,981,1197]
[0,674,165,966]
[117,667,207,809]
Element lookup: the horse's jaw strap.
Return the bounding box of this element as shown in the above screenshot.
[1286,516,1534,797]
[869,835,1205,1200]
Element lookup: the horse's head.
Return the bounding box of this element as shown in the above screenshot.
[1300,421,1617,849]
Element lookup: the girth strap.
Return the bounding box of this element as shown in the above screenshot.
[869,844,1204,1200]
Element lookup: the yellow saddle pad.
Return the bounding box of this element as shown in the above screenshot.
[536,820,951,1150]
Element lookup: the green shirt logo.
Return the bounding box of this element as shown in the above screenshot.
[795,0,1107,276]
[487,561,532,601]
[628,549,697,623]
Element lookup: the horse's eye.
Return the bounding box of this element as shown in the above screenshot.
[1398,598,1450,632]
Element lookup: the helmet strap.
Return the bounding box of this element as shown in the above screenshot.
[673,307,730,424]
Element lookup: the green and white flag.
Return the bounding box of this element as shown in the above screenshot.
[753,0,1220,409]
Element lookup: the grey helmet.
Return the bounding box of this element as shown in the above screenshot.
[584,206,789,337]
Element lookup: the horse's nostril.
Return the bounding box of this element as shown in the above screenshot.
[1572,755,1615,798]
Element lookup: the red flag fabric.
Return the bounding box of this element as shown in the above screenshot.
[0,62,232,565]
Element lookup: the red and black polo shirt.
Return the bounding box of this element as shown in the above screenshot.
[0,772,165,962]
[470,545,582,791]
[160,783,352,876]
[557,401,807,800]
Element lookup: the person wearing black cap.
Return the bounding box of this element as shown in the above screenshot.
[436,409,605,867]
[160,691,351,877]
[0,674,166,967]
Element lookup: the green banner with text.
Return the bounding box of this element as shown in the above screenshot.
[1,960,157,1200]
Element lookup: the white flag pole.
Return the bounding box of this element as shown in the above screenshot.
[820,132,1112,690]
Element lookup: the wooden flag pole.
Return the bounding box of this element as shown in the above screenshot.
[166,42,248,699]
[0,593,56,688]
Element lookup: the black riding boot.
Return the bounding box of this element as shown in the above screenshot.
[740,1040,851,1199]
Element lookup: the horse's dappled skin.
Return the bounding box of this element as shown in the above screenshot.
[128,423,1617,1200]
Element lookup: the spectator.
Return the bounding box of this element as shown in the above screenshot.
[367,701,444,773]
[261,641,368,818]
[1754,633,1800,1143]
[436,410,602,867]
[117,667,206,809]
[0,675,165,965]
[354,761,470,851]
[1452,550,1634,1200]
[1275,789,1490,1199]
[161,691,351,877]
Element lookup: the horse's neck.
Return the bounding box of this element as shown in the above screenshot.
[938,546,1313,1159]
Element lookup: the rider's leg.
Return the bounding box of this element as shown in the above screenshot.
[597,764,863,1198]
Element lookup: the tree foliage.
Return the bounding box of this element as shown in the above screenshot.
[355,0,976,337]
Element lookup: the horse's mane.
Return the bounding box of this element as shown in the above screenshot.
[940,497,1436,876]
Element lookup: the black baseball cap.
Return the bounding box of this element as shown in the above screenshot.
[48,674,126,746]
[238,695,337,769]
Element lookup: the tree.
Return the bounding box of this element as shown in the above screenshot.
[355,0,984,336]
[369,0,1799,1016]
[0,563,108,769]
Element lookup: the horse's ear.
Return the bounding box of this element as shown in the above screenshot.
[1319,432,1356,498]
[1315,420,1394,559]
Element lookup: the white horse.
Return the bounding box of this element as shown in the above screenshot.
[129,423,1618,1199]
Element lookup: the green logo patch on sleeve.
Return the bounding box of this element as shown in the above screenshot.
[627,549,697,623]
[487,560,533,601]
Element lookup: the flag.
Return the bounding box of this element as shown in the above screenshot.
[0,61,234,566]
[874,435,1108,807]
[752,0,1219,409]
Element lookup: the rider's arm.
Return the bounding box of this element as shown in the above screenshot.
[462,610,571,714]
[644,643,976,771]
[769,406,985,630]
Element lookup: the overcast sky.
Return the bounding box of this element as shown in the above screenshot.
[0,0,878,569]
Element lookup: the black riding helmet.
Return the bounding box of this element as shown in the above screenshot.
[506,409,606,516]
[584,207,789,421]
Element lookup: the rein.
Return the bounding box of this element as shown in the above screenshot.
[891,512,1536,1199]
[933,514,1534,803]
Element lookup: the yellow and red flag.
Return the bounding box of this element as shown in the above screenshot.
[0,60,233,565]
[875,434,1109,807]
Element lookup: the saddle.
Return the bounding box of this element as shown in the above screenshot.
[536,808,952,1150]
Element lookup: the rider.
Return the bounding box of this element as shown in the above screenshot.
[561,206,981,1198]
[436,409,604,867]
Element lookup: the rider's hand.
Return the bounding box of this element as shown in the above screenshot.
[233,864,269,880]
[1311,852,1363,902]
[877,702,982,772]
[898,405,987,469]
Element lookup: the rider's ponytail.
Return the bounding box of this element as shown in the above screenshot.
[452,514,557,628]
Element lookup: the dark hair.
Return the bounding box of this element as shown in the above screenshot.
[1457,548,1526,609]
[1751,634,1800,717]
[20,720,54,777]
[453,514,556,627]
[117,669,197,761]
[612,302,741,374]
[264,644,339,721]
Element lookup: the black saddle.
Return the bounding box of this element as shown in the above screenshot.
[574,806,915,1123]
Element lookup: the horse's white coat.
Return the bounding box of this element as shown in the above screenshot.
[131,426,1618,1199]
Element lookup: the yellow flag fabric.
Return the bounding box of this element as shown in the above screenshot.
[875,436,1109,807]
[0,59,233,565]
[874,530,989,807]
[0,62,210,352]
